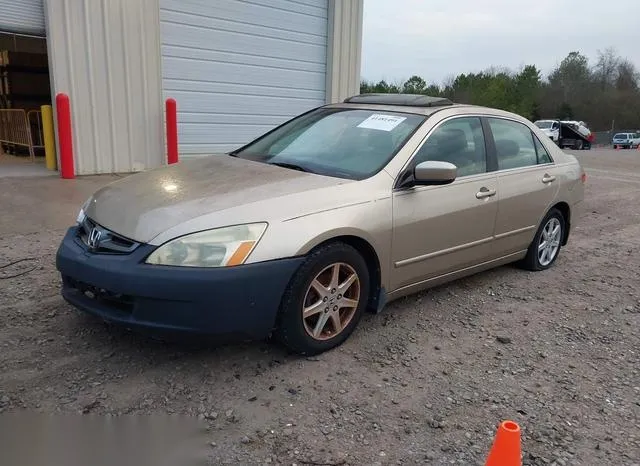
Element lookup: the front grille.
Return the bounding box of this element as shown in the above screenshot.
[78,217,139,254]
[64,276,134,313]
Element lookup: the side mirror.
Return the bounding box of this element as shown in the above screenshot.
[414,161,457,185]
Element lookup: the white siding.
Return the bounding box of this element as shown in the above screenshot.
[0,0,45,36]
[160,0,329,155]
[45,0,165,175]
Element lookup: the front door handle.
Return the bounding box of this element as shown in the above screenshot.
[476,187,497,199]
[542,173,557,183]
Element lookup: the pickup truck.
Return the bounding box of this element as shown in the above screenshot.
[612,132,640,149]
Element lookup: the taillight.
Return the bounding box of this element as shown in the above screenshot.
[581,171,587,183]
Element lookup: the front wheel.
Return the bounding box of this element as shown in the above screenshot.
[275,242,370,355]
[519,208,565,271]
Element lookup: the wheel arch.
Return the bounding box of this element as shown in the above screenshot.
[550,201,571,245]
[303,234,383,313]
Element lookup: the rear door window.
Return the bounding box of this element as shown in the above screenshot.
[487,118,538,170]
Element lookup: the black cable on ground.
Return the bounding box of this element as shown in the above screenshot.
[0,257,39,279]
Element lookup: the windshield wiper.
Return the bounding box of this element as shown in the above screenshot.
[269,162,314,173]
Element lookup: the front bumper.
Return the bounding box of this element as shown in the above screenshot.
[55,226,304,340]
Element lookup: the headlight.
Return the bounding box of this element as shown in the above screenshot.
[145,223,267,268]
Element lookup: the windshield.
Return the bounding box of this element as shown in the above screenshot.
[535,121,553,129]
[614,133,628,139]
[232,108,426,180]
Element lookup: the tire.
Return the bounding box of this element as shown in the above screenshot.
[519,208,565,271]
[274,242,370,355]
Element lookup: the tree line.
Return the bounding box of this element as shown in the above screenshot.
[360,48,640,132]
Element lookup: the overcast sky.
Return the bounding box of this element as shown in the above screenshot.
[361,0,640,84]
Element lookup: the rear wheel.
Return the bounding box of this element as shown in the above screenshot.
[519,208,565,271]
[275,242,370,355]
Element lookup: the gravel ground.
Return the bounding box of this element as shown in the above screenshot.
[1,149,639,465]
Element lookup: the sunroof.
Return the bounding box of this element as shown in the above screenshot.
[343,94,454,107]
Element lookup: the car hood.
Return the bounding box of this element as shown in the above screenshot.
[84,155,349,243]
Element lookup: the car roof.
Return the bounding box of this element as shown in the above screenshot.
[326,93,457,116]
[344,93,455,108]
[323,93,461,116]
[326,94,527,121]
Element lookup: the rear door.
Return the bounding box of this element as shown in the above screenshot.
[485,117,561,256]
[390,116,499,291]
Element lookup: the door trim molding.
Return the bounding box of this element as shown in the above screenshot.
[494,225,536,239]
[394,236,494,268]
[395,224,535,269]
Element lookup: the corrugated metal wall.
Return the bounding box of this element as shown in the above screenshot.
[0,0,45,36]
[45,0,165,175]
[159,0,329,155]
[326,0,363,104]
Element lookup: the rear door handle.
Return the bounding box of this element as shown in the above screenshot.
[542,174,556,183]
[476,187,497,199]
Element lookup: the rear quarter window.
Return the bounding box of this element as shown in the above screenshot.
[533,135,553,164]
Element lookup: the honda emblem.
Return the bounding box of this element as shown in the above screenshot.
[87,227,102,249]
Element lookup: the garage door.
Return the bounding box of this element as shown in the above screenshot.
[0,0,45,36]
[160,0,328,155]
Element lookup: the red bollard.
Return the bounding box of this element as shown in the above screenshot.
[166,98,178,164]
[56,93,75,179]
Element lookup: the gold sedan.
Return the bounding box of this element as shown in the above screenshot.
[56,94,586,355]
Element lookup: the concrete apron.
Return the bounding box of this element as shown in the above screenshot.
[0,171,122,237]
[0,155,56,179]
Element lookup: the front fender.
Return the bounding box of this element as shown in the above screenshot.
[246,197,393,289]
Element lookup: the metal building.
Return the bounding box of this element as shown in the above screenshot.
[0,0,363,175]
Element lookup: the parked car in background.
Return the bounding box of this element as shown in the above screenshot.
[612,132,640,149]
[56,94,586,355]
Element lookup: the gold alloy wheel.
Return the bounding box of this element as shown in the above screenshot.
[302,262,361,341]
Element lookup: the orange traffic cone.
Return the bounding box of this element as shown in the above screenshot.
[485,420,522,466]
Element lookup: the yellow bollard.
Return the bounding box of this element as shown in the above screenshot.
[41,104,57,171]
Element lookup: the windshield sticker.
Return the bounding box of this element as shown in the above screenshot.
[357,114,407,131]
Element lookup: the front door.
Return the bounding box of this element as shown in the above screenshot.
[390,116,499,292]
